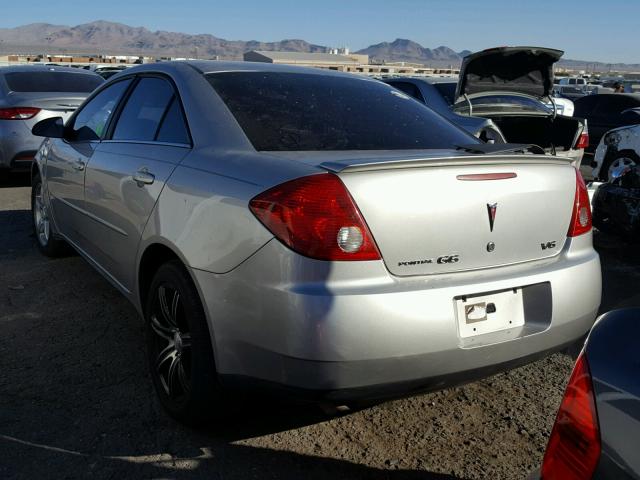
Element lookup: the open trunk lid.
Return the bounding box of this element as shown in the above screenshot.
[333,154,576,276]
[456,47,564,100]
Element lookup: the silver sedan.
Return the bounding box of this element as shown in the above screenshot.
[31,61,601,423]
[0,65,103,171]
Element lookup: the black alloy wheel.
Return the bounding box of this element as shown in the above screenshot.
[145,260,222,424]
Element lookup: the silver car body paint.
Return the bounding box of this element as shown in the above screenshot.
[36,61,602,397]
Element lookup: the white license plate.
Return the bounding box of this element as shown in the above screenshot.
[455,288,525,338]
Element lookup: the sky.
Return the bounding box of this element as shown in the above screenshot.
[0,0,637,64]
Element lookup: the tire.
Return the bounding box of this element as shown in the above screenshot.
[601,150,639,181]
[31,173,69,257]
[145,260,223,424]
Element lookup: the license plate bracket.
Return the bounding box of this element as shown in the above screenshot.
[455,288,525,338]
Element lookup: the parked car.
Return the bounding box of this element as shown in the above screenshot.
[537,308,640,480]
[30,61,601,423]
[574,93,640,152]
[0,65,103,171]
[592,165,640,239]
[592,122,640,180]
[380,77,507,143]
[557,76,588,87]
[453,47,588,166]
[546,96,574,117]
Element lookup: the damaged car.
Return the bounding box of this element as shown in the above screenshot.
[453,47,589,167]
[592,118,640,181]
[592,164,640,239]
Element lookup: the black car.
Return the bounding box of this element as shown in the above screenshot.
[592,165,640,240]
[574,94,640,151]
[539,308,640,480]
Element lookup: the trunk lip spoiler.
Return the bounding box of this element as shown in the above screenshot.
[321,153,570,173]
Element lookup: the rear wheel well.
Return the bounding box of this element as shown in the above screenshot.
[138,244,182,309]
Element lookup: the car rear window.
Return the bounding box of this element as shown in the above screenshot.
[206,72,476,151]
[4,72,103,93]
[433,82,457,105]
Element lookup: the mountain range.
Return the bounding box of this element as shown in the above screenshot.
[0,20,637,71]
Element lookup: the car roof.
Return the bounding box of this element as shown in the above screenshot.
[122,60,386,84]
[0,64,101,76]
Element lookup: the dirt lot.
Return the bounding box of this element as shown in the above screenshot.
[1,171,639,480]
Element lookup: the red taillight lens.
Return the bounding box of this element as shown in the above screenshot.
[576,123,589,150]
[541,354,600,480]
[0,107,41,120]
[249,173,381,261]
[576,132,590,150]
[567,169,592,237]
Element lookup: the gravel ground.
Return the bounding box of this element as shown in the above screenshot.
[1,171,638,480]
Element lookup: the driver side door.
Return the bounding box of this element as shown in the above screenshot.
[45,79,132,247]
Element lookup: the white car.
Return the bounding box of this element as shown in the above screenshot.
[547,96,574,116]
[592,123,640,181]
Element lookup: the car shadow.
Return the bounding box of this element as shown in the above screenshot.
[0,207,462,480]
[0,171,30,188]
[0,433,460,479]
[0,209,36,255]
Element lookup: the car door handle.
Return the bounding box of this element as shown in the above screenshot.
[72,160,85,171]
[133,168,155,186]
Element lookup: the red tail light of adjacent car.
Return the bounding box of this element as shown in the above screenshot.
[568,169,592,237]
[541,353,601,480]
[0,107,41,120]
[249,173,381,261]
[575,131,590,150]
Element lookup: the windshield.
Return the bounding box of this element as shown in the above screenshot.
[4,72,104,93]
[453,94,551,115]
[206,71,476,151]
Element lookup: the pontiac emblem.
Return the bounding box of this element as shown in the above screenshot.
[487,203,498,232]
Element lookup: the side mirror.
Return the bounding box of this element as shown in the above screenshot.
[32,117,64,138]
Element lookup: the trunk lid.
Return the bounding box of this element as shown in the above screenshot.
[333,154,575,276]
[456,47,563,101]
[6,92,88,127]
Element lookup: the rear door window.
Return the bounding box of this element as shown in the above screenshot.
[155,97,190,144]
[4,72,103,93]
[70,78,132,142]
[111,77,175,142]
[206,72,475,151]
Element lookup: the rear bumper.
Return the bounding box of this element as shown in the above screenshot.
[192,234,601,398]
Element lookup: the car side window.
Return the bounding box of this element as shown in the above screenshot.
[155,96,190,144]
[389,82,425,103]
[111,77,174,142]
[70,79,132,142]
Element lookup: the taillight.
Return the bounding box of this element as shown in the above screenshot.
[541,353,600,480]
[0,107,41,120]
[567,169,592,237]
[249,173,381,261]
[575,124,589,150]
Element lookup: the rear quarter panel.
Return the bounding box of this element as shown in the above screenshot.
[587,309,640,479]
